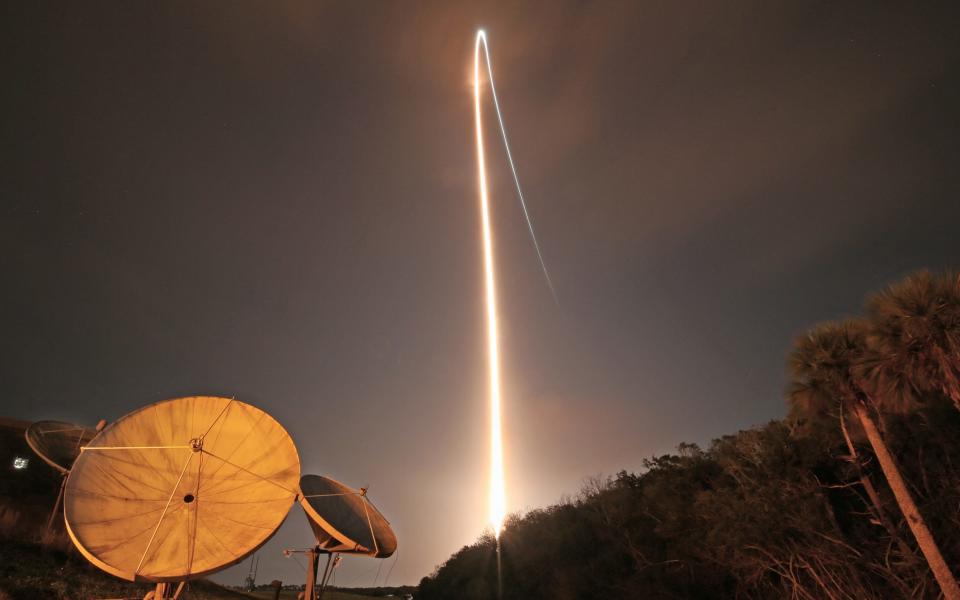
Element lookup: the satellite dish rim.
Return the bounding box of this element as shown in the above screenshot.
[64,395,301,583]
[24,420,98,474]
[299,493,365,555]
[298,474,396,558]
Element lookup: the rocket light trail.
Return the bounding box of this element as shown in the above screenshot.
[474,32,558,305]
[474,29,507,538]
[473,29,552,539]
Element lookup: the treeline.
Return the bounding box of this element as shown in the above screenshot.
[417,271,960,599]
[326,585,417,597]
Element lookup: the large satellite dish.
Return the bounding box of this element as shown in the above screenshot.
[299,474,397,558]
[25,420,99,474]
[64,396,301,583]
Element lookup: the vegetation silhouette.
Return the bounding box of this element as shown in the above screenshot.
[418,270,960,599]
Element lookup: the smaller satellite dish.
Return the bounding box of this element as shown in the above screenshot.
[25,421,99,474]
[299,475,397,558]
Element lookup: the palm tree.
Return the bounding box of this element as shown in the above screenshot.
[865,270,960,412]
[788,320,960,600]
[836,407,918,568]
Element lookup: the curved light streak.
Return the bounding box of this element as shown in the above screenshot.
[475,32,558,305]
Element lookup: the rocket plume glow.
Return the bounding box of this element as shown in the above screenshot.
[474,29,506,537]
[473,28,554,539]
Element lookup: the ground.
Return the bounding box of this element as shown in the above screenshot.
[248,592,366,600]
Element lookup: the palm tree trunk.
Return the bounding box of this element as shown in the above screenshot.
[853,401,960,600]
[839,408,918,565]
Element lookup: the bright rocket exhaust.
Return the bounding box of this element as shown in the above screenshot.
[473,29,507,537]
[473,29,553,538]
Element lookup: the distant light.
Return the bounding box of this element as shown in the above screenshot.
[13,457,28,470]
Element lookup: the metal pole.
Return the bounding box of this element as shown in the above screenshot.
[317,551,334,600]
[496,536,503,600]
[153,582,170,600]
[45,475,66,536]
[305,547,319,600]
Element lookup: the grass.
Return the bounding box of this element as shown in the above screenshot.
[248,591,368,600]
[0,534,371,599]
[0,535,263,600]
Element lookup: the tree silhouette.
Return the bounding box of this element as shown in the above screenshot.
[865,270,960,412]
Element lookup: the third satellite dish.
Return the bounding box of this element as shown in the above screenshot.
[299,474,397,558]
[64,396,301,582]
[25,420,100,474]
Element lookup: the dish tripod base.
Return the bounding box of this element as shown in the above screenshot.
[287,546,338,600]
[44,475,67,537]
[143,581,185,600]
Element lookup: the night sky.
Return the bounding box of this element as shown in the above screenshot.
[3,1,960,587]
